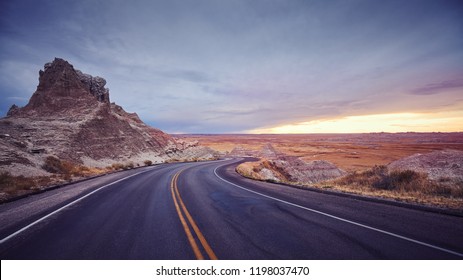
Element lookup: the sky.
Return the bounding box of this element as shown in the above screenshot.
[0,0,462,133]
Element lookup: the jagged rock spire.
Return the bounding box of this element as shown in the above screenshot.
[11,58,110,117]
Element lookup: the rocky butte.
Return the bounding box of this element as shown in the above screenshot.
[0,58,217,177]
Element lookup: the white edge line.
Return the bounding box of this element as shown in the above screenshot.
[0,169,150,245]
[213,162,463,258]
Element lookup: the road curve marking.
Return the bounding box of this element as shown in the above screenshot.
[173,178,218,259]
[213,163,463,258]
[0,169,152,245]
[170,169,218,260]
[170,171,204,259]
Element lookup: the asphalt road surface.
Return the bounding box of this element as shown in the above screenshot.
[1,159,462,259]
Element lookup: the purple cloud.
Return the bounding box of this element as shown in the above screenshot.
[411,79,463,95]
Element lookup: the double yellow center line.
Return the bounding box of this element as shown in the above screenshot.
[170,169,218,260]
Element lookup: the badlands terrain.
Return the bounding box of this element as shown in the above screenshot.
[179,133,463,171]
[179,133,463,209]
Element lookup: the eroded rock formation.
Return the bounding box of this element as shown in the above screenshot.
[0,58,217,176]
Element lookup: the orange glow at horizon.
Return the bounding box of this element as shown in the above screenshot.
[249,111,463,134]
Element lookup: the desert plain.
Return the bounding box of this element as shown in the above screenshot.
[178,132,463,172]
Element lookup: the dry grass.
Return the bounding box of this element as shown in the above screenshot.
[110,163,125,170]
[317,166,463,210]
[107,162,139,170]
[0,157,107,202]
[123,162,135,170]
[236,161,463,210]
[235,162,253,178]
[0,171,53,202]
[334,166,463,197]
[43,156,105,178]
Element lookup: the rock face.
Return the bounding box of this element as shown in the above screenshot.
[388,150,463,181]
[235,144,346,184]
[0,58,216,176]
[273,157,346,183]
[75,70,109,103]
[12,58,109,118]
[245,157,346,184]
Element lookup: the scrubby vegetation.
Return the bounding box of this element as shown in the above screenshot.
[0,157,108,202]
[309,165,463,209]
[42,156,103,180]
[108,162,137,170]
[110,163,125,170]
[0,172,51,191]
[335,165,463,198]
[2,155,213,202]
[123,162,135,170]
[0,171,53,202]
[237,160,463,209]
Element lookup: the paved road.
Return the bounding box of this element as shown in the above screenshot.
[1,159,462,259]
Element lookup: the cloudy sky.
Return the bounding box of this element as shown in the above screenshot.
[1,0,462,133]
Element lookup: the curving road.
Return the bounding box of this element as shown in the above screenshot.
[0,159,462,259]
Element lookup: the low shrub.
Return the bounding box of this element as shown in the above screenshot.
[336,165,389,189]
[123,162,135,170]
[111,163,125,170]
[0,171,52,200]
[42,156,100,178]
[42,156,74,174]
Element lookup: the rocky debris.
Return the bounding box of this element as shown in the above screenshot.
[250,157,346,184]
[0,58,217,177]
[388,150,463,181]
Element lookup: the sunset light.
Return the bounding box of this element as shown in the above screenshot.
[2,1,463,134]
[250,111,463,134]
